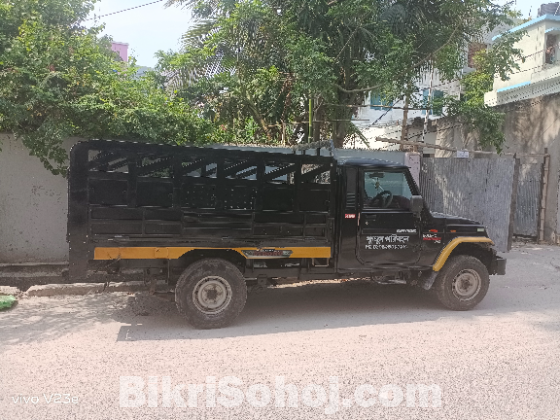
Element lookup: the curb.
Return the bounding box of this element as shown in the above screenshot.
[106,280,171,293]
[25,280,171,298]
[0,286,22,296]
[26,283,105,297]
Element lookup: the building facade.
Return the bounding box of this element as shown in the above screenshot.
[351,26,512,149]
[111,41,129,62]
[485,14,560,107]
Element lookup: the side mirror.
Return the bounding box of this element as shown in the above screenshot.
[410,195,424,216]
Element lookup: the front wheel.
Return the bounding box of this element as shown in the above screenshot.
[432,255,490,311]
[175,259,247,329]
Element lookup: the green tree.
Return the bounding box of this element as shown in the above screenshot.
[0,0,215,175]
[445,31,525,152]
[164,0,519,147]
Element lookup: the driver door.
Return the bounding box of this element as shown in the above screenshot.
[357,169,421,268]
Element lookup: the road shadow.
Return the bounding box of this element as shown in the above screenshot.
[113,281,444,341]
[110,277,557,341]
[2,276,558,347]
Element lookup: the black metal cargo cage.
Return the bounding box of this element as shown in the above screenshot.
[67,140,339,280]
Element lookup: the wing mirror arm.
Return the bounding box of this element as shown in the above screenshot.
[410,195,424,218]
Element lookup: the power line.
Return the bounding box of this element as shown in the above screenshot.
[84,0,166,22]
[371,99,401,125]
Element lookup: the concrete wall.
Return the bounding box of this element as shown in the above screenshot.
[216,144,407,164]
[427,116,479,157]
[0,134,80,263]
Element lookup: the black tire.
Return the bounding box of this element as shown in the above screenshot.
[433,255,490,311]
[175,259,247,329]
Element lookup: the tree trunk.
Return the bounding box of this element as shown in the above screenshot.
[330,80,367,148]
[333,119,348,148]
[248,103,272,141]
[313,103,322,143]
[332,102,354,148]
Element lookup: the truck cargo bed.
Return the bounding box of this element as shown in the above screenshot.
[68,140,337,279]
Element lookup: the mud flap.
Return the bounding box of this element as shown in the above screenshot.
[421,271,438,291]
[492,256,507,275]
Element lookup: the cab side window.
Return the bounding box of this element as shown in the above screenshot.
[363,170,413,210]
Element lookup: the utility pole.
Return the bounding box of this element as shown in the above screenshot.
[400,93,410,151]
[420,67,435,151]
[308,97,313,143]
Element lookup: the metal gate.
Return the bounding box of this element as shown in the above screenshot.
[513,160,543,237]
[420,157,518,252]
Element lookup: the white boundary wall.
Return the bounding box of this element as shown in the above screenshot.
[0,135,79,263]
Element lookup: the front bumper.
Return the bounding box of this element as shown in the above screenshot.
[491,255,507,275]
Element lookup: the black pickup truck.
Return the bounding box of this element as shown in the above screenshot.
[68,140,506,328]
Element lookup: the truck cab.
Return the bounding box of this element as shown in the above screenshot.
[68,140,506,329]
[336,158,501,275]
[338,159,425,272]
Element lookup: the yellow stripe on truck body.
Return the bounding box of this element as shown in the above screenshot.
[432,237,494,271]
[94,247,332,261]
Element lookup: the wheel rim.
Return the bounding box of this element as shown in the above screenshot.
[192,276,233,315]
[452,269,481,300]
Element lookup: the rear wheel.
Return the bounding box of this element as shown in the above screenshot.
[433,255,489,311]
[175,259,247,329]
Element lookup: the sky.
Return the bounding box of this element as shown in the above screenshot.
[87,0,194,67]
[510,0,552,19]
[88,0,541,68]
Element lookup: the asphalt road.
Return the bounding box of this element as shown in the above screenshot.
[1,243,560,420]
